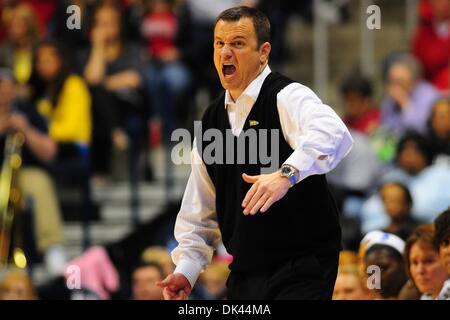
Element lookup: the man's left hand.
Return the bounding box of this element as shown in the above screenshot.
[241,171,292,215]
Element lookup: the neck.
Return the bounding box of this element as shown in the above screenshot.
[429,281,446,299]
[435,130,449,140]
[13,37,30,50]
[430,289,441,299]
[391,214,408,224]
[107,38,120,47]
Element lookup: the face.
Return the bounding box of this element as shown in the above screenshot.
[397,141,428,175]
[343,92,369,118]
[431,102,450,139]
[0,277,35,300]
[36,46,62,82]
[365,249,406,298]
[94,7,121,42]
[409,242,448,297]
[213,18,270,100]
[8,10,29,42]
[387,64,414,94]
[381,184,410,221]
[333,273,367,300]
[439,236,450,275]
[132,266,163,300]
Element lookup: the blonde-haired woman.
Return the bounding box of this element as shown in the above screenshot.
[405,224,449,300]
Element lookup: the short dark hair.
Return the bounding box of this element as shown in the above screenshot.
[395,131,434,166]
[340,73,373,98]
[434,207,450,249]
[215,6,270,48]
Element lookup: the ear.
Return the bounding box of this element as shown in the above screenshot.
[259,42,271,64]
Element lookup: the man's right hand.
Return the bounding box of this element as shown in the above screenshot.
[157,273,192,300]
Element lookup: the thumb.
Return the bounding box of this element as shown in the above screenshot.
[156,274,173,288]
[242,173,259,183]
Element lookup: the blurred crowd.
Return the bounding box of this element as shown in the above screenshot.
[0,0,449,300]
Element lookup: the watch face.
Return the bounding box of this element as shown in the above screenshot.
[281,166,292,175]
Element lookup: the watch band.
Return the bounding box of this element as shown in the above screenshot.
[288,173,297,186]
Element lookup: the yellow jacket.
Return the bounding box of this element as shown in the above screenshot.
[37,75,91,145]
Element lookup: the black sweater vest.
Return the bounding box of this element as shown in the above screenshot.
[200,72,341,271]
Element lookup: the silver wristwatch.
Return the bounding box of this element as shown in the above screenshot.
[280,164,299,187]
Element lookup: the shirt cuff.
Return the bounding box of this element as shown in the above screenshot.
[174,259,203,288]
[283,149,315,182]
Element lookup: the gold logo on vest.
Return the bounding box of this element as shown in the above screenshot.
[249,120,259,127]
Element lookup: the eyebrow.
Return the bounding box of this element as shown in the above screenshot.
[214,35,247,41]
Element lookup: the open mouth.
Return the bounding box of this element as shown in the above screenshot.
[222,64,236,77]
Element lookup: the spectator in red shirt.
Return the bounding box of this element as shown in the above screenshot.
[142,0,178,60]
[412,0,450,91]
[340,72,380,135]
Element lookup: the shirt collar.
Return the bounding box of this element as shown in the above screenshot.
[224,65,271,109]
[421,279,450,300]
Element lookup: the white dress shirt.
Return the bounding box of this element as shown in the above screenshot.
[172,65,354,287]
